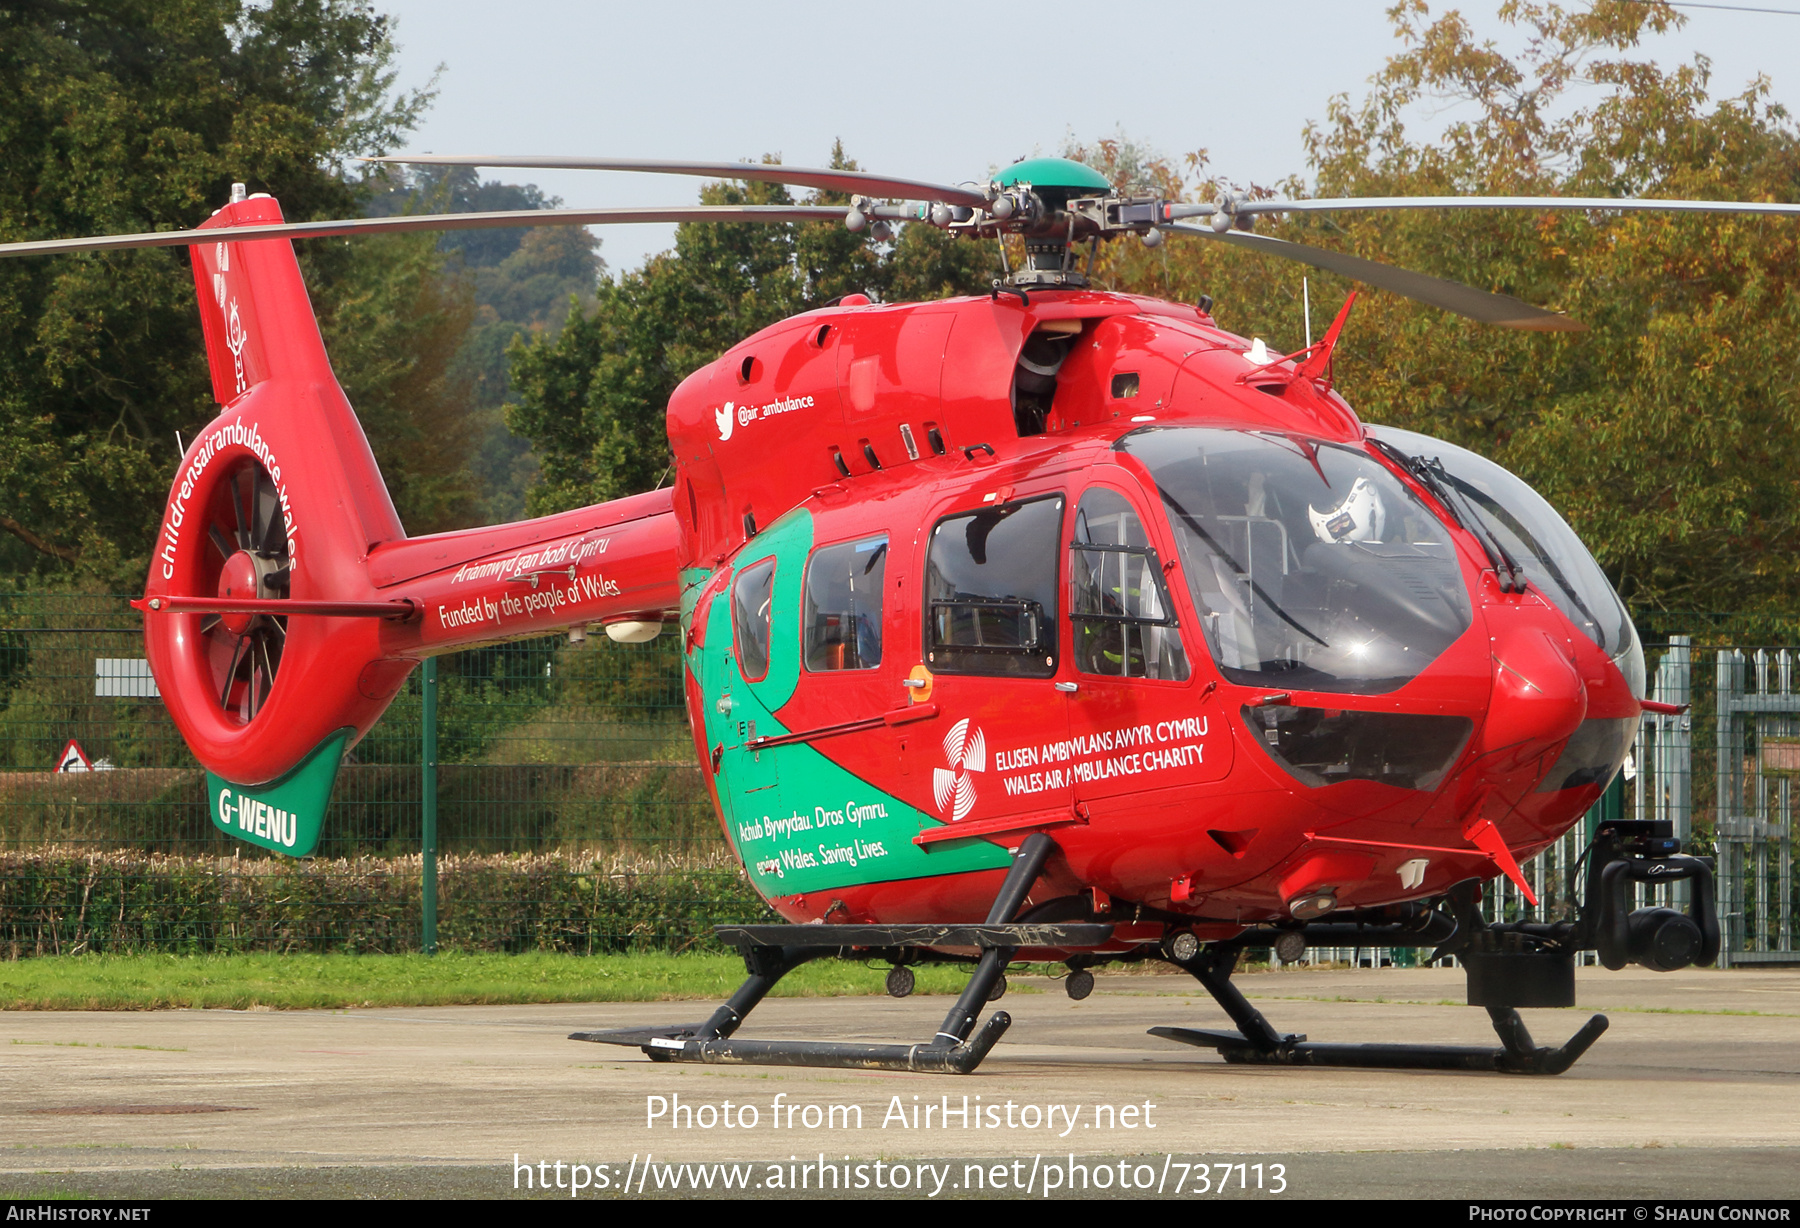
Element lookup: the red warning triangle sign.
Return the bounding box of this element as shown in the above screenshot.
[54,739,92,773]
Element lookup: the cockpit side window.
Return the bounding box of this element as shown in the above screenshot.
[804,536,887,671]
[731,556,777,683]
[925,495,1063,677]
[1070,488,1189,680]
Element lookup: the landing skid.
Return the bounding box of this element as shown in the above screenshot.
[572,833,1081,1074]
[1150,945,1609,1076]
[573,842,1613,1078]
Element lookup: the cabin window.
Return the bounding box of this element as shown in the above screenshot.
[1243,705,1474,791]
[731,556,776,682]
[1070,489,1189,680]
[804,536,887,671]
[1536,717,1637,793]
[925,495,1063,678]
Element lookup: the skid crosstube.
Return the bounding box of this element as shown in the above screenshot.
[571,834,1092,1074]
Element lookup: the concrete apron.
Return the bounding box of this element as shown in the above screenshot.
[3,965,1797,1198]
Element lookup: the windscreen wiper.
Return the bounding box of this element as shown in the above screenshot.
[1368,437,1465,529]
[1366,437,1522,590]
[1439,469,1613,635]
[1421,459,1527,593]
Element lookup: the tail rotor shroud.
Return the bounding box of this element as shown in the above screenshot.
[202,458,290,724]
[143,192,680,789]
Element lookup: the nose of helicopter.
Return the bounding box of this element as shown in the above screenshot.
[1472,611,1588,772]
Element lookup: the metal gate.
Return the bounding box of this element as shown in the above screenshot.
[1714,647,1800,964]
[1307,638,1700,969]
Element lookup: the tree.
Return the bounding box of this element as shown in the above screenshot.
[1094,1,1800,621]
[506,145,1000,515]
[0,0,448,581]
[310,227,481,534]
[367,164,606,523]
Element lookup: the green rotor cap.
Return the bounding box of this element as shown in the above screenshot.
[995,157,1112,195]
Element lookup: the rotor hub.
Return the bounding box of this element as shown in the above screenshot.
[199,457,292,725]
[216,552,260,636]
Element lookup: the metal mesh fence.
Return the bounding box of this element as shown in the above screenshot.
[3,595,1794,964]
[0,593,765,954]
[1264,633,1784,970]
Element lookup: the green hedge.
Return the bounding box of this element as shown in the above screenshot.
[0,761,718,857]
[0,848,774,957]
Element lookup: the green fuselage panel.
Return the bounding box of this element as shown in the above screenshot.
[689,509,1010,898]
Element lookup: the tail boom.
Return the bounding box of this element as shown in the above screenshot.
[366,489,679,655]
[144,194,681,788]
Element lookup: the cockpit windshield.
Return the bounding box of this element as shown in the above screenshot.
[1118,427,1473,695]
[1367,425,1644,697]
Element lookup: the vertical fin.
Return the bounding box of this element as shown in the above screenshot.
[1295,291,1357,388]
[185,194,404,549]
[189,195,332,407]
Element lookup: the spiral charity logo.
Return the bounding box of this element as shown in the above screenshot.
[932,718,987,823]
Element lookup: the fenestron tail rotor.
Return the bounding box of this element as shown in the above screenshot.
[203,458,289,725]
[2,150,1796,330]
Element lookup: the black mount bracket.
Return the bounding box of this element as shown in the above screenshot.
[1581,820,1719,972]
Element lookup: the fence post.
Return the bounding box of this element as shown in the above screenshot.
[422,656,439,955]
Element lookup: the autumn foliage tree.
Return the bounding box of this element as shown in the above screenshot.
[1093,1,1800,622]
[0,0,476,584]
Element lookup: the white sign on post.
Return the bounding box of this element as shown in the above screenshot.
[95,658,160,698]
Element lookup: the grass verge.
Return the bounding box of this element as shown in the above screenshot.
[0,952,1054,1011]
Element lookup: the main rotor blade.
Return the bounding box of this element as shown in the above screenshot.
[0,205,849,259]
[367,155,992,209]
[1234,195,1800,219]
[1166,224,1583,332]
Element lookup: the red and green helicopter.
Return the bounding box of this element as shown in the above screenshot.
[8,153,1781,1074]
